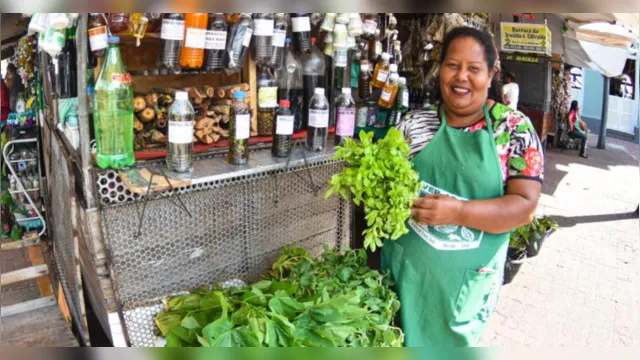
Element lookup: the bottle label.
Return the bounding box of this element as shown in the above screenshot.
[185,27,207,49]
[258,87,278,108]
[88,26,108,51]
[336,108,356,136]
[161,19,185,41]
[235,114,251,140]
[335,51,348,67]
[169,121,194,144]
[111,73,132,84]
[205,30,227,50]
[381,89,393,102]
[242,28,253,47]
[276,115,295,135]
[375,41,383,57]
[363,20,377,35]
[253,19,274,36]
[357,106,368,127]
[402,91,409,108]
[321,16,336,32]
[333,27,348,49]
[376,69,389,83]
[271,29,286,48]
[291,16,311,32]
[308,109,329,128]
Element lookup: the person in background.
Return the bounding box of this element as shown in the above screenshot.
[502,72,519,111]
[5,63,24,112]
[567,100,589,158]
[1,77,9,122]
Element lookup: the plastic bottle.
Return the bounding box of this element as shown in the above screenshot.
[362,13,379,39]
[88,13,109,58]
[379,73,399,109]
[306,88,329,152]
[128,13,149,47]
[389,76,409,126]
[204,13,228,72]
[333,23,348,50]
[49,13,70,30]
[371,52,391,88]
[225,13,253,74]
[157,13,185,74]
[273,100,294,158]
[358,61,372,100]
[276,38,304,133]
[257,65,277,136]
[301,39,326,130]
[166,91,194,173]
[335,87,356,145]
[180,13,208,70]
[320,13,336,32]
[224,13,240,24]
[229,91,251,165]
[348,13,363,37]
[57,27,77,99]
[107,13,129,34]
[269,13,288,69]
[252,13,274,65]
[94,36,135,169]
[291,13,311,54]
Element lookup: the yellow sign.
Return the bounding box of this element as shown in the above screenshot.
[500,22,552,55]
[502,54,543,64]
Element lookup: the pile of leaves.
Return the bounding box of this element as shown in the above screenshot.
[154,245,403,347]
[326,129,420,251]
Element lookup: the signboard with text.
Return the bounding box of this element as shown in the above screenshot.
[500,22,552,56]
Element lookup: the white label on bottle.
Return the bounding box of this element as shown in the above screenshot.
[242,28,253,47]
[376,69,389,83]
[185,27,207,49]
[235,114,251,140]
[253,19,274,36]
[402,91,409,107]
[357,106,368,127]
[271,29,286,47]
[381,89,393,102]
[335,51,348,67]
[88,26,108,51]
[161,19,185,40]
[336,108,356,136]
[276,115,295,135]
[258,87,278,108]
[205,30,227,50]
[363,20,377,35]
[308,109,329,128]
[168,121,193,144]
[291,16,311,32]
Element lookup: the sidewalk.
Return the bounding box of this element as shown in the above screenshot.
[480,136,640,347]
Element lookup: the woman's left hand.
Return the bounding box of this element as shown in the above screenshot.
[411,194,464,226]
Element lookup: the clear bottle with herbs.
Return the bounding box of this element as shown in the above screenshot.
[378,73,399,109]
[273,99,294,157]
[301,39,326,130]
[257,65,278,136]
[335,88,356,145]
[225,13,253,74]
[371,52,391,88]
[252,13,274,65]
[229,91,251,165]
[157,13,185,74]
[204,13,228,72]
[306,88,329,152]
[269,13,288,68]
[166,91,194,173]
[277,38,304,133]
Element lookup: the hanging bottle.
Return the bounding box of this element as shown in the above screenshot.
[291,13,312,54]
[107,13,129,34]
[180,13,208,70]
[350,51,361,90]
[57,27,77,99]
[157,13,185,74]
[273,100,294,158]
[277,38,304,133]
[348,13,363,37]
[371,52,391,88]
[301,38,326,130]
[389,76,409,126]
[362,13,379,39]
[320,13,336,32]
[166,91,194,173]
[88,13,109,58]
[252,13,274,65]
[128,13,149,47]
[378,73,399,109]
[257,65,278,136]
[335,87,356,146]
[204,13,228,72]
[225,13,253,74]
[358,60,372,100]
[224,13,240,24]
[306,88,329,152]
[269,13,288,69]
[229,91,251,165]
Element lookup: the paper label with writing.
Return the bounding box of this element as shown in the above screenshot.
[291,16,311,32]
[336,108,356,136]
[276,115,295,135]
[235,114,251,140]
[334,51,348,67]
[271,29,286,47]
[380,89,393,102]
[356,106,368,127]
[376,70,389,83]
[242,28,253,47]
[258,87,278,108]
[88,26,108,51]
[168,121,194,144]
[161,19,185,41]
[205,30,227,50]
[185,27,207,49]
[253,19,274,36]
[363,20,377,35]
[308,109,329,128]
[402,91,409,107]
[111,73,132,84]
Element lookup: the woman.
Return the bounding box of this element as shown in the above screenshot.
[567,100,589,158]
[382,27,543,347]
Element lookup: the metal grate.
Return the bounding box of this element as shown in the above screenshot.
[49,132,87,345]
[99,155,350,347]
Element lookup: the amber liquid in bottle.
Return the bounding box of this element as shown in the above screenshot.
[371,53,391,89]
[180,13,208,69]
[378,73,399,109]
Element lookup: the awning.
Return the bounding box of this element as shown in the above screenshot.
[559,13,639,37]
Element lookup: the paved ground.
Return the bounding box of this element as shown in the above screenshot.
[480,136,640,347]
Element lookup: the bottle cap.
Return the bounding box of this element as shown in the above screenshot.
[175,91,188,101]
[389,73,399,81]
[234,91,246,100]
[285,37,292,43]
[342,87,351,94]
[389,64,398,72]
[399,77,407,86]
[314,88,325,95]
[108,36,120,44]
[279,99,290,107]
[381,53,391,61]
[311,37,317,44]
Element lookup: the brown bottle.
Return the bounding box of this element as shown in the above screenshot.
[358,61,372,100]
[88,13,108,57]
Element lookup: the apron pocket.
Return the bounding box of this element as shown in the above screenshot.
[450,269,496,324]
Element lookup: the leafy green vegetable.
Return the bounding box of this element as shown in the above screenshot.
[326,129,421,252]
[154,245,403,347]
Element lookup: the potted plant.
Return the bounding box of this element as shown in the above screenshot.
[526,216,559,258]
[503,225,529,285]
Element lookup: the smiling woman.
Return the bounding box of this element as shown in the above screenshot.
[381,26,544,347]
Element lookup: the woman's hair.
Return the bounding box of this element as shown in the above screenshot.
[432,26,503,104]
[569,100,579,112]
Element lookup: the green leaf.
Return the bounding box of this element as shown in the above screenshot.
[169,326,197,345]
[509,157,527,171]
[212,326,261,347]
[165,331,182,347]
[155,311,183,337]
[180,316,201,330]
[268,290,305,318]
[496,132,510,145]
[202,318,233,343]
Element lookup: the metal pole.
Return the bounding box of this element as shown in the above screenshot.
[76,14,97,209]
[597,76,610,149]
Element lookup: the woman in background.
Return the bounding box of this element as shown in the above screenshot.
[567,100,589,158]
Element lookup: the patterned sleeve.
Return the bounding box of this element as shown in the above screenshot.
[395,109,441,157]
[493,110,544,182]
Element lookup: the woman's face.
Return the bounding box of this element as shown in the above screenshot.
[440,37,494,118]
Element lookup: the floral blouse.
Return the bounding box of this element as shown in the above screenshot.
[396,102,544,183]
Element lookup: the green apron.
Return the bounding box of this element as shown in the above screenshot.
[382,104,510,347]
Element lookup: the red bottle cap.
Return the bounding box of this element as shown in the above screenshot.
[279,100,290,107]
[311,37,316,44]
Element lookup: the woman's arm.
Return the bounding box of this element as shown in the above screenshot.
[411,179,541,234]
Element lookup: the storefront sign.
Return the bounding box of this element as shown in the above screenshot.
[500,22,552,56]
[502,54,544,64]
